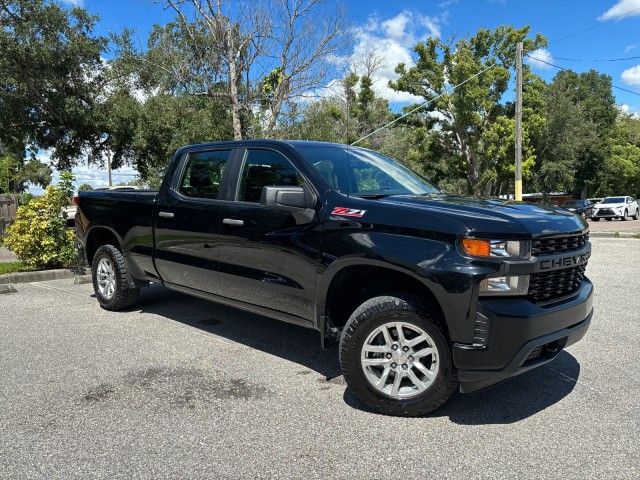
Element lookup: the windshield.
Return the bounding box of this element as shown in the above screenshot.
[297,145,439,197]
[601,197,625,204]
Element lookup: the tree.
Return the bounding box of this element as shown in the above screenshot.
[116,0,346,140]
[0,151,51,193]
[389,26,546,193]
[595,113,640,197]
[534,70,616,197]
[0,0,107,168]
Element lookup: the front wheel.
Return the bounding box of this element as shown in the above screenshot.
[339,296,457,417]
[621,210,628,221]
[92,244,140,311]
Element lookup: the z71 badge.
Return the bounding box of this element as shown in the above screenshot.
[331,207,367,218]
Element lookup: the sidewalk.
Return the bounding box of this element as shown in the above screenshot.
[0,246,17,263]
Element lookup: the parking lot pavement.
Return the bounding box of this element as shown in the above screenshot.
[588,217,640,234]
[0,247,17,263]
[1,237,639,480]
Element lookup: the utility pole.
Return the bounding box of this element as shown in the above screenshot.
[107,150,112,187]
[514,41,523,201]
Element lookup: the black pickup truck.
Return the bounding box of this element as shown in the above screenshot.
[76,140,593,416]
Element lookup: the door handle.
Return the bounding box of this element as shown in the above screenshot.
[158,211,174,219]
[222,218,244,227]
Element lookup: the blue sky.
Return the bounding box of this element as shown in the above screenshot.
[49,0,640,190]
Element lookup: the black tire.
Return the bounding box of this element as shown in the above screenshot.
[606,217,612,221]
[592,217,600,222]
[621,210,628,221]
[633,209,639,220]
[339,295,457,417]
[91,244,140,311]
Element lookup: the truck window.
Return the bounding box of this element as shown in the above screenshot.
[237,149,304,203]
[178,150,231,199]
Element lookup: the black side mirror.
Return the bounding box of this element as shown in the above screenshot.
[260,186,315,210]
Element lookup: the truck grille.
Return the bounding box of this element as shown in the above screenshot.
[532,231,589,256]
[528,264,586,303]
[596,209,614,216]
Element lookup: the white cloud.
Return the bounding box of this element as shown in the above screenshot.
[624,43,638,53]
[621,65,640,86]
[598,0,640,21]
[60,0,84,6]
[526,48,554,70]
[343,11,447,104]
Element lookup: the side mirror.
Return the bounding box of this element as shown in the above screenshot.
[260,186,315,210]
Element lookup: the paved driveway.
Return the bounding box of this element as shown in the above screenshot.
[0,237,638,479]
[588,217,640,234]
[0,247,17,263]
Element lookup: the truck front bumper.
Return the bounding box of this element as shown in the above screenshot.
[453,279,593,393]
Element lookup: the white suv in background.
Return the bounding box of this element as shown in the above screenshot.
[591,196,639,221]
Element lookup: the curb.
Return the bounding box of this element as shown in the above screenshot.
[0,269,78,285]
[590,232,640,239]
[0,284,17,294]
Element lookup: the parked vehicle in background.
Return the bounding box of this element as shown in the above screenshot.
[587,198,602,205]
[76,140,593,417]
[560,199,594,218]
[591,196,639,221]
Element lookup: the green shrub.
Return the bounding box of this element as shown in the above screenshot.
[3,184,76,269]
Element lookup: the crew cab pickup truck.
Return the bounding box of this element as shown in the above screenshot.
[76,140,593,416]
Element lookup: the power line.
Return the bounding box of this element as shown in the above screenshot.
[548,6,640,45]
[351,63,497,146]
[552,55,640,63]
[525,54,640,97]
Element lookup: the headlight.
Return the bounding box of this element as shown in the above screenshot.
[461,237,531,259]
[479,275,529,296]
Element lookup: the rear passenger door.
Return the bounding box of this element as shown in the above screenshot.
[154,148,235,295]
[217,147,320,323]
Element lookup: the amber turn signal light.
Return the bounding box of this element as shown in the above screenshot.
[461,237,491,257]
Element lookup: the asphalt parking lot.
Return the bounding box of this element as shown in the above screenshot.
[1,237,639,479]
[588,217,640,234]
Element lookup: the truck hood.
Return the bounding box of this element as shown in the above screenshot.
[379,193,587,237]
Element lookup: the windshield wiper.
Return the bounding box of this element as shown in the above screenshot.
[353,193,397,199]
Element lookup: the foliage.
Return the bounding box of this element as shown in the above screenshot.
[0,0,107,169]
[0,261,33,275]
[0,152,51,193]
[3,173,77,269]
[389,26,546,194]
[78,183,93,191]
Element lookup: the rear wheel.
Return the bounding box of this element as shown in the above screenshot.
[339,295,457,417]
[592,217,600,221]
[633,209,639,220]
[606,217,612,221]
[92,245,140,311]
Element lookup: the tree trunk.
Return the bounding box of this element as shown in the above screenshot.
[228,59,243,140]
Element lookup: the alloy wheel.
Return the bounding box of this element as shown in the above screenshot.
[96,257,116,300]
[360,321,439,399]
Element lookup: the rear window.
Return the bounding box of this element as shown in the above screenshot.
[178,150,231,199]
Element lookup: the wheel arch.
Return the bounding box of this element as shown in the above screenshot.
[85,225,123,265]
[316,259,450,339]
